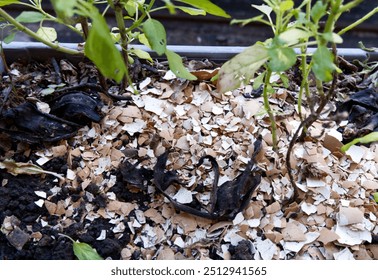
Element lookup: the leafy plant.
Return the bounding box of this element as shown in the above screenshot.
[217,0,377,202]
[0,0,229,91]
[60,234,103,260]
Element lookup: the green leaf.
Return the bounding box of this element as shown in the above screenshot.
[279,72,290,88]
[278,28,311,45]
[279,0,294,12]
[143,19,166,56]
[0,0,20,7]
[15,11,45,23]
[312,46,338,82]
[311,1,327,23]
[217,43,269,93]
[138,33,151,48]
[268,46,296,72]
[252,4,272,18]
[3,31,16,44]
[165,49,196,80]
[83,4,127,83]
[253,72,265,90]
[162,0,176,14]
[176,6,206,16]
[36,27,57,42]
[130,48,152,62]
[174,0,230,18]
[341,132,378,153]
[373,193,378,203]
[73,242,103,260]
[322,32,343,44]
[51,0,76,22]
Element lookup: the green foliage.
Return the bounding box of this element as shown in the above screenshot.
[0,0,229,89]
[173,0,230,18]
[72,241,103,260]
[79,2,127,83]
[373,193,378,203]
[165,49,196,80]
[312,45,339,82]
[15,11,45,23]
[0,0,19,7]
[60,234,103,260]
[143,19,167,56]
[36,26,57,42]
[217,43,269,93]
[341,132,378,153]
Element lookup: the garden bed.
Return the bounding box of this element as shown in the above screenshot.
[0,44,378,260]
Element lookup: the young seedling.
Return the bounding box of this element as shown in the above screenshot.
[60,234,103,260]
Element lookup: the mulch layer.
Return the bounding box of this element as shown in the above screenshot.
[0,55,378,260]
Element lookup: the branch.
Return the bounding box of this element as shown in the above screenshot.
[0,8,83,56]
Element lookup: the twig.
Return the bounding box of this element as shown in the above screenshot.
[51,58,62,85]
[0,8,83,56]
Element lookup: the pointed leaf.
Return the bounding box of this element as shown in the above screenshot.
[73,242,103,260]
[268,46,296,72]
[217,43,269,93]
[174,0,230,18]
[252,4,272,17]
[84,6,127,83]
[3,31,16,44]
[176,6,206,16]
[322,32,343,44]
[138,33,151,48]
[278,28,311,45]
[0,0,20,7]
[312,46,338,82]
[130,48,153,62]
[310,1,327,23]
[143,19,167,55]
[341,132,378,153]
[15,11,45,23]
[165,49,196,80]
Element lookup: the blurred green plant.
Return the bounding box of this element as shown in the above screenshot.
[0,0,229,90]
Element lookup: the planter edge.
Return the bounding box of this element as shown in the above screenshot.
[2,41,377,63]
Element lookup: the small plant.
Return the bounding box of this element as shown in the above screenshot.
[60,234,103,260]
[217,0,377,201]
[0,0,229,91]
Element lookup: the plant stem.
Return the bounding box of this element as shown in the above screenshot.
[0,8,83,56]
[338,7,378,35]
[113,0,130,89]
[262,68,278,150]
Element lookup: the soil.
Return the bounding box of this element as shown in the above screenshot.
[0,52,378,260]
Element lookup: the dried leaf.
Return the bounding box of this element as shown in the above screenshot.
[0,159,63,180]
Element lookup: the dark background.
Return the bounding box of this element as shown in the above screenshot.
[5,0,378,48]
